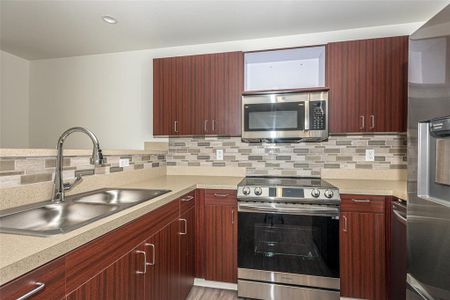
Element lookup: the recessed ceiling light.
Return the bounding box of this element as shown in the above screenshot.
[102,16,118,24]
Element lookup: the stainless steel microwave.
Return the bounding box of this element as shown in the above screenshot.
[241,91,329,142]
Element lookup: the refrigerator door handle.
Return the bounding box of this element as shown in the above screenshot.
[406,274,434,300]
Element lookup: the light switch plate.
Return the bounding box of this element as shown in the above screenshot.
[365,149,375,161]
[216,149,224,161]
[119,158,130,167]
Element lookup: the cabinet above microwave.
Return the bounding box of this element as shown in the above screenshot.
[244,46,326,92]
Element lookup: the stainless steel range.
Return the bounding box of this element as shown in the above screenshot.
[237,176,341,300]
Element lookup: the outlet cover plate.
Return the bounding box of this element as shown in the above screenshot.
[216,149,224,161]
[119,158,130,167]
[365,149,375,162]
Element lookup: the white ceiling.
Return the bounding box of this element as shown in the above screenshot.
[1,1,448,60]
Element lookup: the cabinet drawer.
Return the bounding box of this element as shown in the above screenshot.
[0,257,65,300]
[205,189,237,206]
[341,194,386,213]
[180,191,195,213]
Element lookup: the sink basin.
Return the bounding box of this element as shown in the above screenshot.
[0,188,171,236]
[0,202,120,236]
[71,188,171,206]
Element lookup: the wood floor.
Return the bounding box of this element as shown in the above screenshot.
[187,286,238,300]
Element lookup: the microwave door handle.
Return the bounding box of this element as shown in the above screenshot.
[304,101,310,131]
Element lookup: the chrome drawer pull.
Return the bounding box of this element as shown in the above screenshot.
[179,218,187,235]
[145,243,155,266]
[352,199,371,203]
[136,250,147,274]
[17,282,45,300]
[213,193,229,198]
[343,216,348,232]
[360,115,365,129]
[181,195,194,202]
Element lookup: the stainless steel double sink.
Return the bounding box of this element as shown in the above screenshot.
[0,188,171,237]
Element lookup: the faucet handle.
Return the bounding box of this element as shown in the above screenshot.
[63,175,83,191]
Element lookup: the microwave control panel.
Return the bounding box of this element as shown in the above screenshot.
[309,100,327,130]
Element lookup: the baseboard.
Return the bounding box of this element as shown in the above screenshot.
[193,278,238,290]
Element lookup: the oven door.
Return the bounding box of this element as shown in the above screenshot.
[237,202,340,290]
[242,94,307,141]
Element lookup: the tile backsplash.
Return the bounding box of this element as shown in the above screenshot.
[167,135,407,177]
[0,154,166,188]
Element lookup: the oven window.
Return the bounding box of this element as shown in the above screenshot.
[244,102,304,131]
[238,212,339,278]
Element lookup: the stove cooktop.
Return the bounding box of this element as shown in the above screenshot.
[237,176,340,203]
[239,176,336,189]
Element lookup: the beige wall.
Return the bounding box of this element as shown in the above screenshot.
[0,50,30,148]
[23,22,421,149]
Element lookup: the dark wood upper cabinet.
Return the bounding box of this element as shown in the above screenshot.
[340,195,387,300]
[327,36,408,133]
[153,51,243,137]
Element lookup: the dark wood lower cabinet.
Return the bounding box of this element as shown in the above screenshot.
[340,194,387,300]
[0,257,65,300]
[0,192,197,300]
[204,190,237,283]
[179,207,196,299]
[66,246,144,300]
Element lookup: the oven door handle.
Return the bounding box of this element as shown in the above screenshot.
[238,203,339,217]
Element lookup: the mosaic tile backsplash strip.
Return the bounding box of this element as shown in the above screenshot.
[0,154,166,188]
[167,135,407,177]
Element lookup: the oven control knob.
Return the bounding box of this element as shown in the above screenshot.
[324,189,334,199]
[311,188,321,198]
[254,187,263,196]
[242,186,251,196]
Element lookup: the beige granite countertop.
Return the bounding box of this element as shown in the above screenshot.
[0,173,407,285]
[327,178,407,201]
[0,175,242,285]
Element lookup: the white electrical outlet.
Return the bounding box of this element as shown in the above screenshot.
[119,158,130,167]
[216,149,224,160]
[365,149,375,162]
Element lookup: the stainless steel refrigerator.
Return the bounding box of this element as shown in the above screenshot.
[407,5,450,300]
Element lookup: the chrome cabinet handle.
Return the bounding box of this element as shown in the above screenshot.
[181,195,194,202]
[145,243,155,266]
[212,119,215,132]
[179,218,187,235]
[213,193,229,198]
[352,199,371,203]
[360,115,365,130]
[174,121,178,133]
[16,282,45,300]
[136,250,147,274]
[370,114,375,129]
[204,120,208,132]
[232,208,235,224]
[342,215,348,232]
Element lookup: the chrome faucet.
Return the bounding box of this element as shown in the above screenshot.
[52,127,105,202]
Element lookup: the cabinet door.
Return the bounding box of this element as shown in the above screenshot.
[0,257,65,300]
[179,207,196,299]
[219,51,243,136]
[153,57,178,136]
[67,245,145,300]
[327,36,408,133]
[340,211,386,300]
[144,219,180,300]
[327,40,368,133]
[204,191,237,283]
[367,36,408,133]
